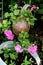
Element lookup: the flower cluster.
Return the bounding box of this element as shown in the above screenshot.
[28,45,37,54]
[15,44,23,53]
[4,30,14,40]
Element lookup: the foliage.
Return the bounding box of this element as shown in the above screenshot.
[18,31,33,50]
[0,46,18,65]
[21,56,33,65]
[0,20,11,33]
[0,44,34,65]
[3,4,36,25]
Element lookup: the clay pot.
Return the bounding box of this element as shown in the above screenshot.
[12,4,31,35]
[12,21,30,35]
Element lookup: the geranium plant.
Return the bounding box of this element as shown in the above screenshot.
[0,4,40,65]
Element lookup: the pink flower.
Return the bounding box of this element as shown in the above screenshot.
[30,5,39,12]
[28,45,37,54]
[15,44,23,53]
[4,30,14,40]
[30,6,36,12]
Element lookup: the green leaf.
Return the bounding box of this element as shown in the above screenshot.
[10,6,14,11]
[3,48,11,53]
[9,62,15,65]
[4,12,10,18]
[0,23,2,28]
[5,60,8,64]
[26,18,29,22]
[14,4,18,9]
[30,18,36,26]
[4,53,9,59]
[11,19,16,24]
[22,9,28,17]
[10,13,13,16]
[30,21,34,26]
[14,10,19,15]
[0,50,3,54]
[21,56,33,65]
[9,53,17,60]
[3,20,7,24]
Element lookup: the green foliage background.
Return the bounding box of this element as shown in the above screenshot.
[3,0,43,20]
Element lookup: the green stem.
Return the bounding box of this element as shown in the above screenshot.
[29,0,31,5]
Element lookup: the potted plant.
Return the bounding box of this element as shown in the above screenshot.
[0,4,40,65]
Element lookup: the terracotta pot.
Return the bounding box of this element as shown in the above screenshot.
[12,21,30,35]
[12,4,31,35]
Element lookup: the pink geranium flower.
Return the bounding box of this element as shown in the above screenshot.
[28,45,37,54]
[4,30,14,40]
[30,5,39,12]
[15,44,23,53]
